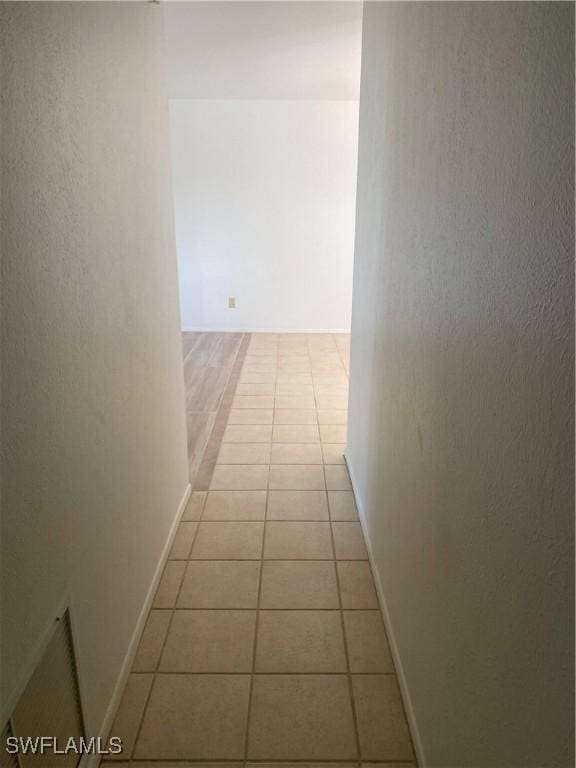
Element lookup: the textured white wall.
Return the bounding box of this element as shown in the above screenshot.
[170,99,358,332]
[1,3,189,736]
[347,3,574,766]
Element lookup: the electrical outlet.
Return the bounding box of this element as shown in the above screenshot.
[228,297,236,309]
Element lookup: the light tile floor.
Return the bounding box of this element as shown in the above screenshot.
[104,333,416,767]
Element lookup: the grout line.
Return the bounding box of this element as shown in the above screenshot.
[122,761,413,765]
[172,557,368,562]
[139,671,395,677]
[166,606,377,612]
[242,335,274,767]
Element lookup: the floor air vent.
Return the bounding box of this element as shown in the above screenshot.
[3,610,85,768]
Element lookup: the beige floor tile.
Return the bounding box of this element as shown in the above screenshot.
[278,349,308,356]
[246,347,278,357]
[203,490,266,521]
[249,340,278,348]
[274,409,318,424]
[133,610,171,672]
[313,377,348,388]
[246,764,356,768]
[153,562,186,608]
[182,491,206,521]
[217,443,271,464]
[267,490,328,521]
[264,522,333,559]
[315,380,348,388]
[247,675,357,760]
[223,424,272,443]
[244,354,276,366]
[309,354,339,363]
[278,363,311,374]
[273,424,320,443]
[337,562,379,609]
[275,383,314,397]
[169,522,198,559]
[269,465,325,490]
[308,331,337,342]
[236,382,276,396]
[274,395,316,410]
[278,361,310,370]
[311,365,344,375]
[260,561,339,608]
[277,369,312,379]
[328,491,358,521]
[344,611,394,673]
[332,522,368,559]
[311,357,342,366]
[241,367,277,376]
[135,675,250,760]
[120,764,244,768]
[243,360,277,372]
[255,611,346,672]
[110,673,153,759]
[320,424,348,443]
[210,465,269,490]
[228,409,274,425]
[191,522,264,559]
[271,443,323,465]
[276,373,313,385]
[361,764,416,768]
[309,347,340,355]
[325,465,352,491]
[264,521,333,560]
[278,345,308,352]
[279,333,307,342]
[352,676,414,761]
[317,409,348,425]
[316,395,348,410]
[322,444,346,465]
[243,356,276,363]
[100,763,130,767]
[160,610,256,672]
[240,372,276,384]
[232,395,275,409]
[178,561,260,608]
[278,356,309,365]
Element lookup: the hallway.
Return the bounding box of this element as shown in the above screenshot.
[105,332,416,765]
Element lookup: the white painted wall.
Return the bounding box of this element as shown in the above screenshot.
[347,3,574,767]
[1,2,189,740]
[163,1,362,101]
[170,99,359,332]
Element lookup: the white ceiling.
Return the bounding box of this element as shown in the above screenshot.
[163,2,363,100]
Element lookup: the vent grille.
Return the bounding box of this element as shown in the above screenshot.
[6,611,84,768]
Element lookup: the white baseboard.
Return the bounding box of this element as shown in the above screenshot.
[81,482,191,768]
[181,326,351,334]
[343,452,425,767]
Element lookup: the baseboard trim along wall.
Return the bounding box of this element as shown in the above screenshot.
[181,327,352,334]
[344,452,425,767]
[81,482,191,768]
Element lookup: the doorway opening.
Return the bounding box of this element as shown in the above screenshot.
[162,1,361,479]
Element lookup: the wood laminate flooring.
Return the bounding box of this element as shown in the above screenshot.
[182,332,248,482]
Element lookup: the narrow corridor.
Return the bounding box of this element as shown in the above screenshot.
[104,332,416,766]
